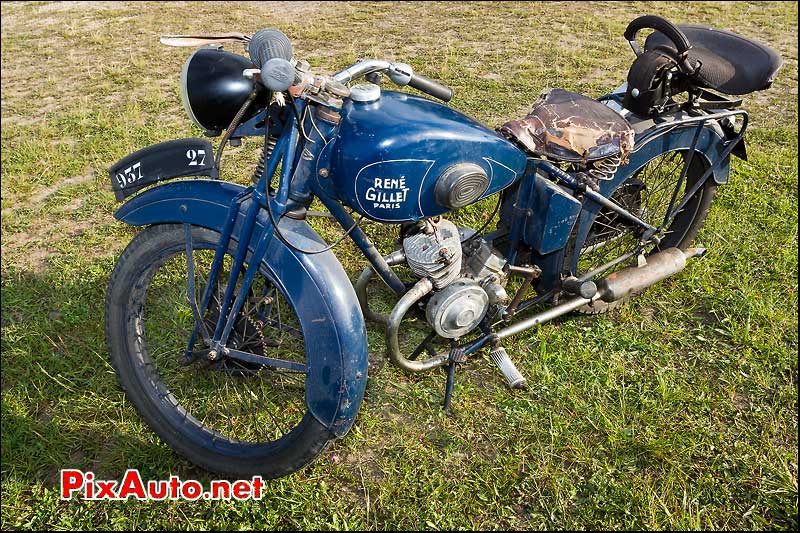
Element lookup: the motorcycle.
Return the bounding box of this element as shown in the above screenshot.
[105,16,782,478]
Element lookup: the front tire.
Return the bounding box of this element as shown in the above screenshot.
[105,223,335,478]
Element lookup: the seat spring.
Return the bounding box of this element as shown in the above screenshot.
[587,152,624,183]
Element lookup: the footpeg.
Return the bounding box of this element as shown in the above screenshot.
[563,276,598,299]
[489,346,527,389]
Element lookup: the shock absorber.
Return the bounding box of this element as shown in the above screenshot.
[250,142,269,184]
[250,136,278,185]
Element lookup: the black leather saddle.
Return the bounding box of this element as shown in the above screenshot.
[645,24,783,95]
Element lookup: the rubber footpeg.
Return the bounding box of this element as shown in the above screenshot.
[489,347,527,390]
[449,346,467,364]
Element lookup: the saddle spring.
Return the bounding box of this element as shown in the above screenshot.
[586,151,624,184]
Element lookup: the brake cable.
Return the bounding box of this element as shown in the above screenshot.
[256,105,364,255]
[215,90,259,170]
[286,93,310,143]
[460,194,501,245]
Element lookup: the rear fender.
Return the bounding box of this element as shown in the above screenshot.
[115,180,368,437]
[615,123,731,189]
[542,124,732,292]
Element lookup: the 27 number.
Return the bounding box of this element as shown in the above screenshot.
[186,149,207,166]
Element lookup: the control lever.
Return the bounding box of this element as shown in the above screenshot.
[365,71,383,85]
[386,62,414,86]
[159,32,250,47]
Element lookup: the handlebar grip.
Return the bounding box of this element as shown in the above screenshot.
[248,28,297,92]
[408,73,453,102]
[624,15,692,55]
[248,28,293,69]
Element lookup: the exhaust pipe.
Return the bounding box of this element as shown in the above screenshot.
[386,277,450,372]
[494,247,705,341]
[597,247,706,302]
[384,247,705,370]
[355,250,407,324]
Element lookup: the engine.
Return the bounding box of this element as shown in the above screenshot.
[403,218,463,289]
[401,218,509,339]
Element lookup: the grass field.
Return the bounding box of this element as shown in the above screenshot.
[1,1,797,530]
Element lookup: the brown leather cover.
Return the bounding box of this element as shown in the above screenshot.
[500,89,634,163]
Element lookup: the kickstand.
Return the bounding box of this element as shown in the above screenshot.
[442,345,466,415]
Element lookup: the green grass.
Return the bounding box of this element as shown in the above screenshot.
[1,1,797,530]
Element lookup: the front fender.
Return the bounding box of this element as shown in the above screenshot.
[115,180,368,437]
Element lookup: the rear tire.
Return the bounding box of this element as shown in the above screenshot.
[105,224,335,478]
[570,151,720,313]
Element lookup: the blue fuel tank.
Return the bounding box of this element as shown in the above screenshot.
[328,90,527,223]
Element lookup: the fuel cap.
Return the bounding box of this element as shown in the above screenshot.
[349,83,381,103]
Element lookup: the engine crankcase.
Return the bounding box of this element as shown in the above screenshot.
[425,279,489,339]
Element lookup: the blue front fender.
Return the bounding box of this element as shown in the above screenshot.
[115,179,368,437]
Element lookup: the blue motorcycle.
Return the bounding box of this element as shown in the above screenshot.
[105,16,781,478]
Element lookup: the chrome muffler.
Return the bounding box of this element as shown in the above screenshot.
[495,247,706,340]
[596,247,706,303]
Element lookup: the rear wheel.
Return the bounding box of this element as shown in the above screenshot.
[105,224,335,478]
[567,150,719,313]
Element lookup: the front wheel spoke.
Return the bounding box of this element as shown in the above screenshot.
[222,379,237,438]
[244,379,290,438]
[262,318,303,338]
[264,369,306,383]
[139,240,307,446]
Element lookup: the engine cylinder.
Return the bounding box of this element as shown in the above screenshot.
[403,219,462,289]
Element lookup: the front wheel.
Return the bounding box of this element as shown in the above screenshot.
[105,223,335,478]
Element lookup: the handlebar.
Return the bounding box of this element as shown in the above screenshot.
[408,72,453,102]
[333,59,453,102]
[248,28,293,65]
[247,28,454,102]
[247,28,296,92]
[332,59,393,84]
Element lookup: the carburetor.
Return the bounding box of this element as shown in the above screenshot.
[459,227,510,305]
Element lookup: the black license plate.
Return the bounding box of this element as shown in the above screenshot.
[109,138,218,201]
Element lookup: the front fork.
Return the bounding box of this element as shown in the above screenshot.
[180,121,296,364]
[181,99,338,366]
[180,189,273,364]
